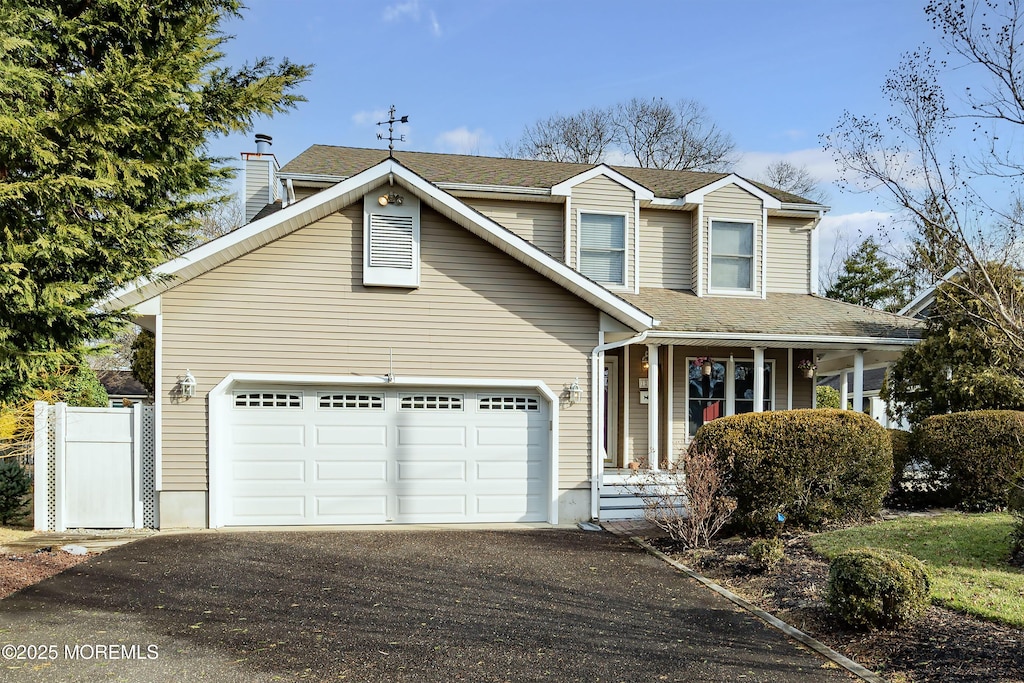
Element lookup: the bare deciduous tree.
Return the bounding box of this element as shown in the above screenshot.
[505,97,737,171]
[757,160,828,204]
[823,0,1024,352]
[500,107,614,164]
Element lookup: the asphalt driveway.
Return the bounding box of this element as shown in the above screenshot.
[0,529,856,682]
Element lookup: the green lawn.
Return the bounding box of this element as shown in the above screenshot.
[810,513,1024,628]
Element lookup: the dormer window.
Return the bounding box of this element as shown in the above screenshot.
[709,220,754,292]
[363,192,420,287]
[579,212,626,286]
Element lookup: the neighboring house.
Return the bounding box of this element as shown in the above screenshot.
[96,369,151,408]
[819,368,908,430]
[103,137,922,528]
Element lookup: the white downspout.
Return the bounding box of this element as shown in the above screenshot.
[590,329,649,522]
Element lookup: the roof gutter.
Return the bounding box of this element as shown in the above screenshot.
[645,330,919,347]
[590,330,649,521]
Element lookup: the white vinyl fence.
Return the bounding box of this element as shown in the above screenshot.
[33,402,157,531]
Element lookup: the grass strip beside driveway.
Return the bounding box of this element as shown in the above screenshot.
[810,513,1024,628]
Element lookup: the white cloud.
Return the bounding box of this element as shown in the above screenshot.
[435,127,490,155]
[383,0,419,22]
[815,210,913,286]
[382,0,442,36]
[352,109,388,126]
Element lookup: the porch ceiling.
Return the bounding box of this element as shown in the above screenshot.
[621,289,922,348]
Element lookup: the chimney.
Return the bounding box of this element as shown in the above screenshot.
[242,133,280,223]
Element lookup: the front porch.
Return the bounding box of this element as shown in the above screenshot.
[597,341,907,521]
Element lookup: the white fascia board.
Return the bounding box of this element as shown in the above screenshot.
[646,330,919,349]
[105,158,656,331]
[550,165,655,200]
[897,267,959,316]
[682,174,782,210]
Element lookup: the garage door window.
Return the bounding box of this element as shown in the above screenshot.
[478,396,539,411]
[399,394,464,410]
[234,392,302,408]
[318,393,384,409]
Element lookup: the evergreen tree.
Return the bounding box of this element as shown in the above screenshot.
[0,1,310,401]
[825,237,909,311]
[883,265,1024,424]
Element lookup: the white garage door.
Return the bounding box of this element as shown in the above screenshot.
[222,386,550,525]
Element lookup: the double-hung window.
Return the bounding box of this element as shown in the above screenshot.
[710,220,754,291]
[579,213,626,285]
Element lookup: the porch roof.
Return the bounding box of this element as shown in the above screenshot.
[620,289,923,349]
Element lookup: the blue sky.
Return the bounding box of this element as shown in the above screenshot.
[208,1,944,268]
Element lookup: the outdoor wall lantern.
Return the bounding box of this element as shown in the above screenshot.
[177,370,197,399]
[567,378,582,405]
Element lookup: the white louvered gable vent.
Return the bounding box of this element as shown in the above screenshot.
[363,191,420,287]
[368,214,414,268]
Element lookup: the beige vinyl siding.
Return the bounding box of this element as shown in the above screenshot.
[160,204,598,491]
[767,216,813,293]
[703,185,763,295]
[639,209,690,289]
[570,175,635,289]
[671,347,689,456]
[463,198,564,260]
[292,186,321,202]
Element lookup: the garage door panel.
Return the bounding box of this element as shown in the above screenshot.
[397,460,466,482]
[397,495,467,516]
[396,426,466,447]
[233,496,305,519]
[315,460,388,481]
[476,460,545,481]
[315,425,388,446]
[233,460,305,482]
[315,495,388,518]
[476,494,546,515]
[232,424,305,445]
[224,385,550,525]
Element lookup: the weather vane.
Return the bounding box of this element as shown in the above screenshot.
[376,105,409,157]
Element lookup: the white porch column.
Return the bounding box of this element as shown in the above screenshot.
[752,347,765,412]
[840,370,849,410]
[647,343,659,470]
[853,350,865,414]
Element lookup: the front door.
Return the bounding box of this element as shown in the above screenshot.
[603,357,619,467]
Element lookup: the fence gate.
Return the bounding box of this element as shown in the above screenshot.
[33,402,157,531]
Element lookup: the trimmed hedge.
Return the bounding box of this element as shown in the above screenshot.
[692,409,892,534]
[826,548,930,630]
[916,410,1024,511]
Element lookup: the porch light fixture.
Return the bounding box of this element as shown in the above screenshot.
[177,370,197,399]
[641,350,650,373]
[377,192,404,206]
[567,378,582,405]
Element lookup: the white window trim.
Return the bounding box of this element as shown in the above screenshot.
[207,373,560,528]
[576,208,629,288]
[683,357,775,437]
[707,217,757,296]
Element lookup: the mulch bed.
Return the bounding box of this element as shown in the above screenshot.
[1,549,91,600]
[650,535,1024,683]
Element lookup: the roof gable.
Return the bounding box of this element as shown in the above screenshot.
[550,164,654,199]
[103,159,657,331]
[681,174,782,210]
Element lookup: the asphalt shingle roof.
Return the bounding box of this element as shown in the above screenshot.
[619,289,923,340]
[279,145,818,205]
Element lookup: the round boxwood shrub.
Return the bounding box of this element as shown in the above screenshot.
[692,409,892,534]
[748,537,785,571]
[916,410,1024,511]
[826,548,930,630]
